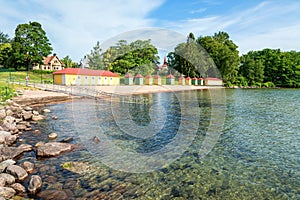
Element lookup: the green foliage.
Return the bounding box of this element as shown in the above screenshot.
[32,69,55,74]
[0,43,12,67]
[167,33,215,78]
[11,21,53,71]
[61,55,78,68]
[197,32,240,84]
[87,41,105,70]
[0,31,11,44]
[0,85,16,102]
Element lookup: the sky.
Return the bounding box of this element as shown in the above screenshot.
[1,0,300,63]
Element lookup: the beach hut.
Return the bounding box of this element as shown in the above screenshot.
[192,77,198,86]
[204,77,223,86]
[166,74,175,85]
[134,74,144,85]
[53,68,119,86]
[154,75,162,85]
[198,77,203,86]
[145,74,153,85]
[124,73,134,85]
[185,77,192,85]
[178,77,185,85]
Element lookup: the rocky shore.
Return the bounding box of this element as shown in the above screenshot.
[0,96,75,199]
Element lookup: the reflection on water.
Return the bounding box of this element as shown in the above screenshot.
[18,89,299,199]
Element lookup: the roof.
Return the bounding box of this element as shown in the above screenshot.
[43,55,64,66]
[124,73,133,78]
[135,74,144,78]
[166,74,175,78]
[53,68,119,77]
[205,77,222,81]
[145,74,152,78]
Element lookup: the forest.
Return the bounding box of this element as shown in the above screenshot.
[1,21,300,87]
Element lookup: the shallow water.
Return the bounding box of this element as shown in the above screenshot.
[18,89,299,199]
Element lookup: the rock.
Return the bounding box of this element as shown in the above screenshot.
[34,130,41,134]
[17,121,30,127]
[22,161,34,173]
[5,135,17,146]
[16,124,27,130]
[61,162,92,175]
[0,131,10,144]
[5,109,13,117]
[38,189,68,200]
[28,175,42,195]
[35,141,45,148]
[2,116,16,132]
[0,186,16,199]
[42,108,51,113]
[6,165,28,181]
[25,127,32,131]
[0,177,5,187]
[52,116,58,120]
[18,143,33,152]
[59,137,73,143]
[23,106,33,111]
[48,132,57,140]
[32,110,39,115]
[32,115,45,121]
[0,147,24,162]
[93,136,101,143]
[0,173,15,185]
[11,183,26,193]
[0,159,16,173]
[22,111,32,120]
[36,142,73,157]
[0,110,6,120]
[5,99,13,106]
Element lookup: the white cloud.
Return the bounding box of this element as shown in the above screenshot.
[0,0,165,62]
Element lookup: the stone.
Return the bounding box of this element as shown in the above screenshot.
[16,124,27,130]
[0,159,16,173]
[32,110,39,115]
[5,109,13,117]
[34,130,41,134]
[52,116,58,120]
[32,115,45,121]
[5,99,13,106]
[28,175,42,195]
[0,186,16,199]
[6,165,28,181]
[59,137,73,143]
[48,132,57,140]
[17,121,30,127]
[1,116,16,132]
[0,109,6,120]
[0,131,10,144]
[22,111,32,120]
[0,173,15,185]
[11,183,26,193]
[0,147,24,162]
[36,142,73,157]
[5,135,17,146]
[93,136,101,143]
[42,108,51,113]
[22,161,34,174]
[35,141,45,148]
[38,189,68,200]
[0,177,5,187]
[18,144,33,152]
[23,106,33,111]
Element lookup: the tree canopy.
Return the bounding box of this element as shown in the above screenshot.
[11,21,53,70]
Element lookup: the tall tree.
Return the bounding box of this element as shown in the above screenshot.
[11,21,52,70]
[197,31,240,84]
[87,41,105,70]
[0,31,11,44]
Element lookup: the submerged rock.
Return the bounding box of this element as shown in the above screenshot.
[28,175,42,195]
[22,161,35,174]
[0,186,16,199]
[36,142,73,157]
[38,189,68,200]
[48,132,58,140]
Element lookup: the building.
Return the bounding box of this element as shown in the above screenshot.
[204,77,223,86]
[53,68,119,86]
[33,54,64,71]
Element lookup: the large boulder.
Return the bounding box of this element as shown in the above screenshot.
[18,143,33,152]
[0,186,16,199]
[0,147,24,162]
[36,142,73,157]
[27,175,42,195]
[0,159,16,173]
[6,165,28,181]
[31,114,45,121]
[1,116,16,132]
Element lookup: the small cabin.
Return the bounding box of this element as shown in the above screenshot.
[204,77,223,86]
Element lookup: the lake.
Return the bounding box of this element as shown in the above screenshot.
[19,88,299,199]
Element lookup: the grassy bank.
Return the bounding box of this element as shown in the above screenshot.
[0,71,53,84]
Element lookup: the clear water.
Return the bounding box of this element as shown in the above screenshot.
[18,89,300,199]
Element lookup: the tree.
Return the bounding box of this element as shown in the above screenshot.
[11,21,52,70]
[87,41,105,70]
[0,43,12,68]
[197,31,240,84]
[0,31,11,44]
[167,33,213,78]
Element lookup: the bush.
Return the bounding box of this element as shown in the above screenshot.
[0,85,16,102]
[33,70,55,74]
[263,82,275,88]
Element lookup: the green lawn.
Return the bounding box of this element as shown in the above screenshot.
[0,71,53,85]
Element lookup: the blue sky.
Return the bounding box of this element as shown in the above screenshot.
[1,0,300,62]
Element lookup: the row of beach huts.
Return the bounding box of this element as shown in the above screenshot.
[52,68,223,86]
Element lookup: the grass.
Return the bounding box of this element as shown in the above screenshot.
[0,71,53,85]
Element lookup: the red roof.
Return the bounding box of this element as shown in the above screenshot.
[135,74,144,78]
[124,73,133,78]
[205,77,222,80]
[192,77,197,80]
[179,77,185,80]
[166,74,175,78]
[186,77,191,80]
[53,68,119,77]
[154,75,161,79]
[145,74,152,78]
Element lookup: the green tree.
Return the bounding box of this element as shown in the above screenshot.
[197,31,240,84]
[0,43,12,68]
[0,31,11,44]
[87,41,105,70]
[11,21,53,71]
